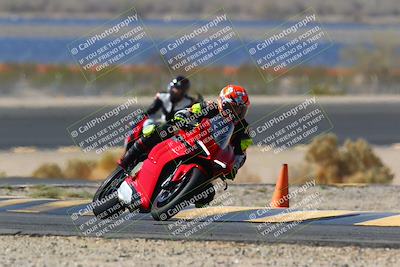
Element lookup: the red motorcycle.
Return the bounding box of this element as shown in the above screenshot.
[92,114,235,221]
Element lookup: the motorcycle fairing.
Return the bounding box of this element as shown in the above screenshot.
[124,117,236,210]
[125,136,192,210]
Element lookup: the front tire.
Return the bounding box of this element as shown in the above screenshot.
[92,166,127,220]
[151,167,207,221]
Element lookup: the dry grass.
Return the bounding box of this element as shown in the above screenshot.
[294,134,394,184]
[3,63,400,97]
[29,185,63,198]
[28,185,92,199]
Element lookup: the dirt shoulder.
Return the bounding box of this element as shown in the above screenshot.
[0,235,398,267]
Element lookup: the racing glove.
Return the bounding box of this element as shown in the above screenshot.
[173,109,197,131]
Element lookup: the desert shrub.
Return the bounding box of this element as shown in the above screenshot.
[97,151,119,171]
[340,139,394,183]
[88,151,120,180]
[303,134,341,183]
[63,159,96,179]
[31,151,120,180]
[32,163,63,178]
[299,133,393,184]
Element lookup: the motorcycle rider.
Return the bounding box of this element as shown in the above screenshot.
[119,85,253,207]
[147,75,195,122]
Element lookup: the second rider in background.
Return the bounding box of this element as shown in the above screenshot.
[121,75,197,158]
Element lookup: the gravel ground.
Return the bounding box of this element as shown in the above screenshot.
[0,235,399,267]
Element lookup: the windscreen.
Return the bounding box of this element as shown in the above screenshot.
[209,114,234,149]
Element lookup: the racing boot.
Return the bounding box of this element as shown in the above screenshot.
[118,122,175,172]
[118,137,150,172]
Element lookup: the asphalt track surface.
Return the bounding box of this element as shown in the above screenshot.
[1,212,399,247]
[0,102,399,149]
[0,196,400,247]
[0,177,96,187]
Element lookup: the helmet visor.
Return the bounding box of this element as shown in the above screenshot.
[221,101,247,120]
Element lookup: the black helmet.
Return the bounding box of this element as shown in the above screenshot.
[168,75,190,93]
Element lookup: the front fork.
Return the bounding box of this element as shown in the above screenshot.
[117,175,143,212]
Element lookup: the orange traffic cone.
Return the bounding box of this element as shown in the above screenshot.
[270,164,289,208]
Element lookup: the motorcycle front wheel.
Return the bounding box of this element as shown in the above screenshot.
[150,167,208,221]
[92,166,127,220]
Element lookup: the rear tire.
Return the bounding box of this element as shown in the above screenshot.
[151,167,207,221]
[92,167,127,220]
